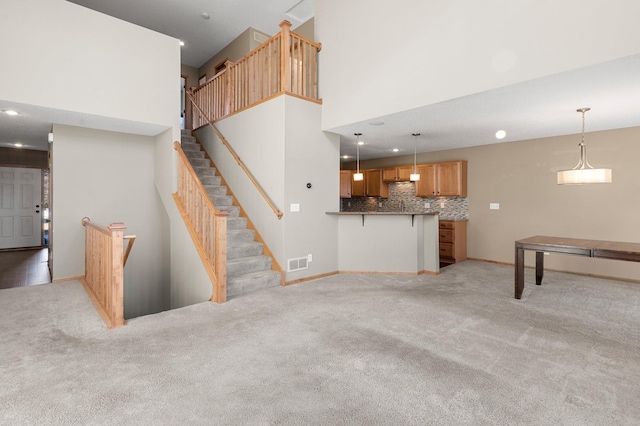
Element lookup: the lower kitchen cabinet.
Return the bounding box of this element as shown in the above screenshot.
[438,220,467,265]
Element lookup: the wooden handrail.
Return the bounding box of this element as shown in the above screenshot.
[173,141,229,302]
[185,92,284,220]
[80,217,128,329]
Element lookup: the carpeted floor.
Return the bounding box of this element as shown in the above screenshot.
[1,261,639,425]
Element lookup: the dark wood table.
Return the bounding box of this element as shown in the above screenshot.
[514,236,640,299]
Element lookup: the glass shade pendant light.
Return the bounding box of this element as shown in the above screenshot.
[410,133,421,181]
[353,133,363,181]
[557,107,612,185]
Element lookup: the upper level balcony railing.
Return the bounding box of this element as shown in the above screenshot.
[190,21,322,128]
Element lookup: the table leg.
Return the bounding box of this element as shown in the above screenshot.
[536,251,544,285]
[515,244,524,299]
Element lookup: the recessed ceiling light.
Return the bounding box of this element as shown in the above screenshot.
[179,40,185,46]
[201,12,210,19]
[369,121,384,126]
[2,110,19,116]
[342,155,350,159]
[357,141,364,145]
[392,148,399,152]
[495,130,507,139]
[14,143,23,147]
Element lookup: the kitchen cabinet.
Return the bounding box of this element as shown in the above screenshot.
[438,220,467,265]
[351,171,365,197]
[343,169,388,197]
[340,170,352,198]
[365,169,389,198]
[415,160,467,197]
[382,166,412,182]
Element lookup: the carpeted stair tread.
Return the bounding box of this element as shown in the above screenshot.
[189,158,210,168]
[204,185,228,196]
[227,269,281,298]
[227,228,255,242]
[209,195,233,206]
[227,241,263,259]
[218,205,240,217]
[226,255,273,279]
[193,166,215,176]
[227,216,247,230]
[200,175,221,185]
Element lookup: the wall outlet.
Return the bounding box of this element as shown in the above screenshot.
[307,254,313,262]
[347,202,351,207]
[424,202,430,208]
[378,202,382,207]
[440,202,445,208]
[290,203,300,212]
[489,203,500,210]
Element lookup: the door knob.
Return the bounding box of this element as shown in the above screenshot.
[36,210,40,213]
[36,204,40,208]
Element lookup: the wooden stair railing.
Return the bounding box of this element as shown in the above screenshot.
[173,141,229,303]
[80,218,135,329]
[190,20,321,127]
[186,91,284,220]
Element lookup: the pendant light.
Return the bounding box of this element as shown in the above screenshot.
[353,133,363,181]
[557,108,612,185]
[410,133,421,181]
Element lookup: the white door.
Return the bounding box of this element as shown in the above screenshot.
[0,167,42,249]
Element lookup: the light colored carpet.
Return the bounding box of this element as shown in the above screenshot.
[1,261,639,425]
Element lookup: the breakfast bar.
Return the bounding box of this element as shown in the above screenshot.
[514,236,640,299]
[327,212,440,274]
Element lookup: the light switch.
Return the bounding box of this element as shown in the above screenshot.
[290,203,300,212]
[490,203,500,210]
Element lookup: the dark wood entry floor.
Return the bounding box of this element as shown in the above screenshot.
[0,248,50,289]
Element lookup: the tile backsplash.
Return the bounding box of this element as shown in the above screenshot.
[340,181,468,220]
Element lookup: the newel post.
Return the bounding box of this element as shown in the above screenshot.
[224,60,234,116]
[108,222,127,328]
[279,20,292,93]
[212,212,228,303]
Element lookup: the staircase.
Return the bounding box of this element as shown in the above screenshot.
[180,129,282,298]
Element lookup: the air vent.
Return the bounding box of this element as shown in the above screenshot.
[288,256,308,272]
[253,32,269,44]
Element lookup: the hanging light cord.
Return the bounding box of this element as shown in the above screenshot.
[412,133,420,174]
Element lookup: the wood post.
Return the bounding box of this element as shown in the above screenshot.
[280,20,292,93]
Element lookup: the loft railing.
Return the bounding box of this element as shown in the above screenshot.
[173,141,229,303]
[80,218,136,329]
[190,20,321,127]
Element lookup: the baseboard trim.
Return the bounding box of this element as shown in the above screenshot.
[338,270,438,276]
[284,271,338,286]
[52,275,84,283]
[468,257,640,285]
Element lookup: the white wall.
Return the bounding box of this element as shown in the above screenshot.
[0,0,179,135]
[315,0,640,130]
[52,125,170,318]
[283,97,340,281]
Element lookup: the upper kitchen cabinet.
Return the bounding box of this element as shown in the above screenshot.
[340,170,352,198]
[382,166,412,182]
[365,169,389,198]
[416,160,467,197]
[340,169,389,197]
[351,170,365,197]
